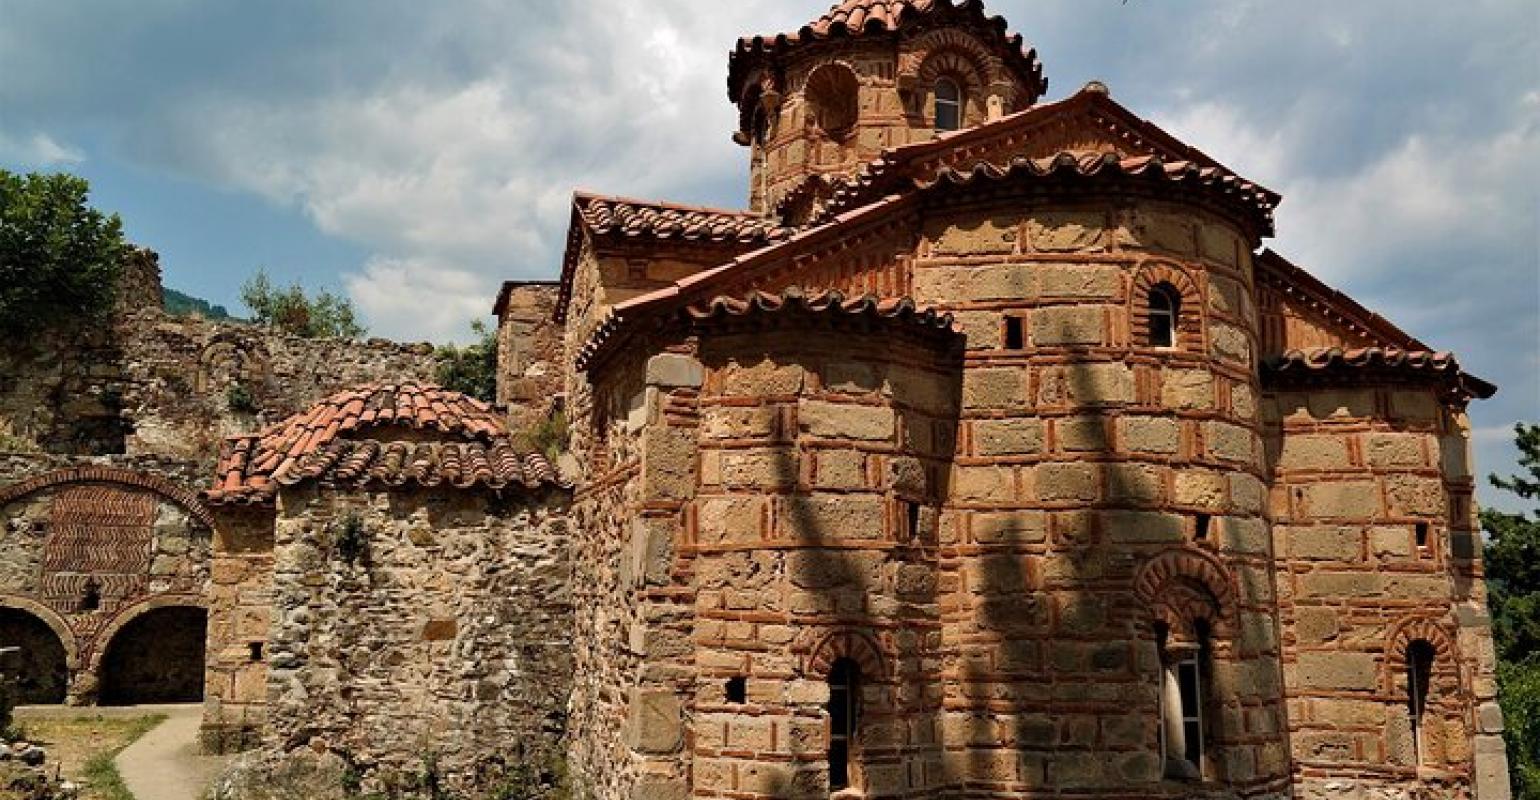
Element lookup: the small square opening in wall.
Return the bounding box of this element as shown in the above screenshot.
[905,501,922,540]
[1195,514,1211,541]
[249,642,264,662]
[1004,317,1025,350]
[725,676,747,704]
[1415,523,1430,550]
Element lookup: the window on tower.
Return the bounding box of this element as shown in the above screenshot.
[1149,282,1181,348]
[934,77,962,131]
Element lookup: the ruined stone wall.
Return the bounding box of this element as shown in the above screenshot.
[1265,385,1506,798]
[495,283,564,431]
[263,485,571,794]
[0,308,437,468]
[0,453,213,705]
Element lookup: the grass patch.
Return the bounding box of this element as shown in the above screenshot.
[13,713,164,800]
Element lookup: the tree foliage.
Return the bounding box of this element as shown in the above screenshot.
[435,320,498,403]
[1482,422,1540,797]
[240,268,364,339]
[0,170,128,336]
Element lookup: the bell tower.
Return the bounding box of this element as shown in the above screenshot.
[729,0,1047,220]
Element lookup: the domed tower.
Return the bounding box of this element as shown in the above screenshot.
[730,0,1047,217]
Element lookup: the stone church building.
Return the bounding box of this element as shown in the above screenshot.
[0,1,1515,798]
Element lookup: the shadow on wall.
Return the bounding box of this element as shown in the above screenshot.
[99,605,207,705]
[0,608,69,704]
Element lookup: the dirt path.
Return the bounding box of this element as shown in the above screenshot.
[113,705,230,800]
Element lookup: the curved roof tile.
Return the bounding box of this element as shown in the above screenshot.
[730,0,1047,104]
[1263,347,1496,400]
[577,287,957,371]
[204,383,568,505]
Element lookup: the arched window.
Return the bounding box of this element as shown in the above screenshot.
[934,77,962,132]
[805,64,860,139]
[1407,640,1435,765]
[1158,621,1211,780]
[828,657,861,791]
[1149,283,1181,348]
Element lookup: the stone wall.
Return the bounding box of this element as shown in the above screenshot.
[0,292,438,469]
[0,453,213,705]
[1265,385,1506,798]
[495,282,565,431]
[261,485,571,793]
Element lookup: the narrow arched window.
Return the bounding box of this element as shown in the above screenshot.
[1149,283,1181,348]
[1407,640,1435,765]
[1158,621,1210,780]
[828,658,861,791]
[934,77,962,132]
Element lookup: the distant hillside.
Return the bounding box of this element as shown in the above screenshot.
[163,287,237,321]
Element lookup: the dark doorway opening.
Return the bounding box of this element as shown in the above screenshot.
[0,609,68,704]
[99,606,207,705]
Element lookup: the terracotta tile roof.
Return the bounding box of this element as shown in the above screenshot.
[1263,347,1496,400]
[730,0,1047,104]
[819,149,1278,236]
[785,85,1279,234]
[577,287,957,371]
[576,193,791,244]
[204,384,567,505]
[555,193,793,323]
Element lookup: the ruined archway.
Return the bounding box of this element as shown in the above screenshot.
[98,605,207,705]
[0,608,69,704]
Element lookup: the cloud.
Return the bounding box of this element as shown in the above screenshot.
[0,131,84,166]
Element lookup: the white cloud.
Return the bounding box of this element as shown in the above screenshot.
[343,256,492,344]
[0,130,84,166]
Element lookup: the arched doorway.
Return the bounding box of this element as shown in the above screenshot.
[0,609,69,704]
[99,606,207,705]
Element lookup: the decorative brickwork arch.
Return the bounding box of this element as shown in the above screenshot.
[807,629,889,683]
[0,467,214,528]
[1134,548,1238,640]
[196,337,268,394]
[803,62,861,141]
[92,596,208,705]
[85,594,207,673]
[1131,261,1204,351]
[914,50,988,128]
[0,595,78,670]
[1384,615,1461,696]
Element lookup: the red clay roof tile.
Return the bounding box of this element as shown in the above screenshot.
[730,0,1046,105]
[1264,347,1496,400]
[202,383,568,505]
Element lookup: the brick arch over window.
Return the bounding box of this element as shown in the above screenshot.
[1130,261,1204,350]
[914,50,988,127]
[806,629,889,683]
[0,468,214,528]
[1384,616,1461,696]
[1134,548,1238,639]
[900,28,1013,103]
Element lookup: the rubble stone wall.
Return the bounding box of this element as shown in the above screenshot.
[495,282,565,431]
[1265,385,1505,799]
[262,485,571,794]
[0,453,212,705]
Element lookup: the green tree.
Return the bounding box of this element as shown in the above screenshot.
[0,170,128,335]
[1483,422,1540,797]
[240,268,365,339]
[435,320,498,403]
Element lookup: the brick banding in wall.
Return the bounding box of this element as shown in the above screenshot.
[806,628,889,681]
[0,467,214,528]
[1133,547,1238,637]
[1384,615,1461,694]
[1129,260,1203,351]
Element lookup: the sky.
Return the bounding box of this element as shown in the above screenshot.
[0,0,1535,507]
